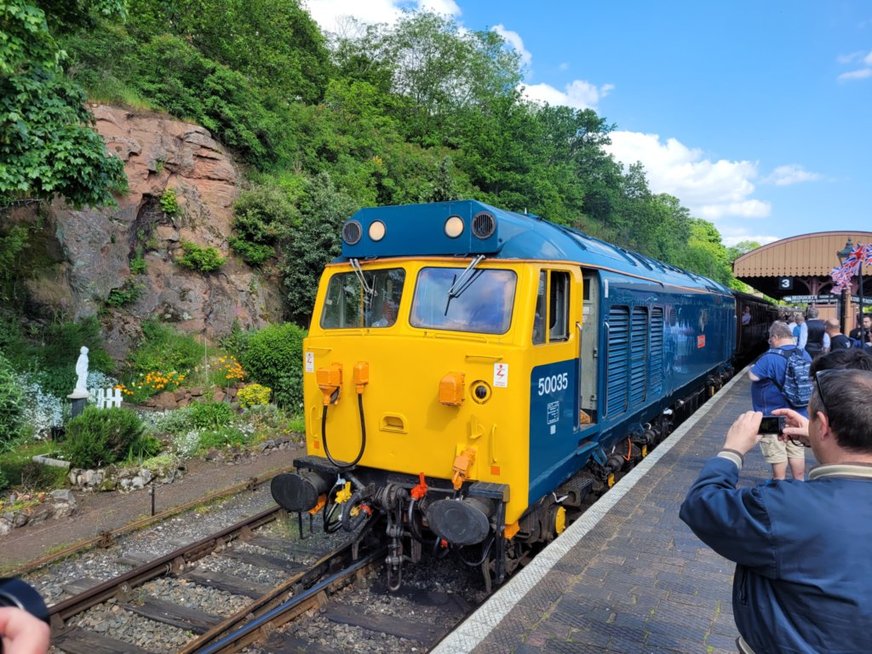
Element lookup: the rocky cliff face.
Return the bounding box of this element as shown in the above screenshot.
[16,105,284,359]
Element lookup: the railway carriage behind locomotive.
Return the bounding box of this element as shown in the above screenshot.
[271,200,767,587]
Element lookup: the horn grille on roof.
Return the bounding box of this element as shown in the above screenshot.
[472,211,496,239]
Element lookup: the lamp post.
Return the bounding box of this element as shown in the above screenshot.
[837,238,864,343]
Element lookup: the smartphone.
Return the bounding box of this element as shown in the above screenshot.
[758,416,786,434]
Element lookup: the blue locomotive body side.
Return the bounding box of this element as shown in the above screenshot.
[527,271,735,505]
[342,200,737,512]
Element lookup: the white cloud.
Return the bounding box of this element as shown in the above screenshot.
[523,80,614,110]
[836,49,872,81]
[303,0,460,34]
[762,164,822,186]
[839,68,872,81]
[492,24,532,68]
[418,0,461,17]
[605,131,771,227]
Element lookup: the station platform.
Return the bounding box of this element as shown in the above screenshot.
[434,370,773,654]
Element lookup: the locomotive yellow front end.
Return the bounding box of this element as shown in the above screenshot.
[284,257,535,530]
[270,200,584,588]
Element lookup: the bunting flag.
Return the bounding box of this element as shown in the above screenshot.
[830,242,871,292]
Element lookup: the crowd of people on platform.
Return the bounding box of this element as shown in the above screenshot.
[683,306,872,653]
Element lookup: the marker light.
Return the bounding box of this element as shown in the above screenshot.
[342,220,362,245]
[444,216,464,238]
[368,220,386,241]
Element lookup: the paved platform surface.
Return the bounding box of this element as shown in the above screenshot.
[435,371,777,654]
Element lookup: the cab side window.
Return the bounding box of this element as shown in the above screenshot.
[533,270,570,344]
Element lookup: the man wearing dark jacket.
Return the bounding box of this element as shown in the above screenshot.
[804,306,826,357]
[680,368,872,654]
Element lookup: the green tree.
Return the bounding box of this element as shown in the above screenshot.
[281,172,357,326]
[230,184,298,265]
[677,219,734,285]
[337,13,522,146]
[128,0,330,104]
[727,240,762,263]
[0,0,127,209]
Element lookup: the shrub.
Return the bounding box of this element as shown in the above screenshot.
[0,466,9,492]
[236,323,306,409]
[126,321,201,378]
[106,280,142,307]
[0,354,25,450]
[237,383,271,408]
[126,434,162,462]
[62,407,147,468]
[154,407,195,436]
[177,241,225,272]
[160,189,180,217]
[188,401,233,430]
[229,185,297,265]
[198,426,247,450]
[129,254,147,275]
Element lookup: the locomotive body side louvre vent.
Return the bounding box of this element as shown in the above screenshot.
[472,211,496,239]
[343,220,363,245]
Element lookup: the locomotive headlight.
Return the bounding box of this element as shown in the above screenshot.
[368,220,386,241]
[472,381,491,403]
[444,215,464,238]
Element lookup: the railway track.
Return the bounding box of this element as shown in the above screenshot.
[37,378,731,653]
[43,504,483,654]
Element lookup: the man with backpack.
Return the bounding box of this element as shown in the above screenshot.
[748,321,812,481]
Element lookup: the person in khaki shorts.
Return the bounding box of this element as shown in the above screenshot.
[758,431,806,472]
[748,321,811,480]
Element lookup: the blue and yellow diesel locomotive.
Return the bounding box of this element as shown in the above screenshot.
[271,200,769,588]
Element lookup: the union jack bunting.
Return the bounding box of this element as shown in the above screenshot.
[830,242,871,292]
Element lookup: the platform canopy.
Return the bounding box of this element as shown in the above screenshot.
[733,230,872,301]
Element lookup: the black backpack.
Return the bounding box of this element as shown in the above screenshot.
[772,348,812,408]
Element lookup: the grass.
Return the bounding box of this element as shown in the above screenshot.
[0,440,65,490]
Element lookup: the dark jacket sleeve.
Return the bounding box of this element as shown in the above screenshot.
[679,456,778,575]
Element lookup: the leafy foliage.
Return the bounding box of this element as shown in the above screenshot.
[281,173,357,326]
[0,316,113,399]
[237,383,271,408]
[62,406,147,468]
[0,224,29,298]
[0,0,127,209]
[128,0,329,104]
[198,425,246,450]
[34,3,742,326]
[177,241,225,272]
[0,353,25,449]
[106,280,142,307]
[159,188,179,216]
[187,401,233,430]
[132,34,289,167]
[236,323,306,409]
[125,320,201,379]
[230,185,297,265]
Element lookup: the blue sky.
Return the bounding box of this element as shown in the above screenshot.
[304,1,872,246]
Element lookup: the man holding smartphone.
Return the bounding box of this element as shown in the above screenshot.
[748,321,811,481]
[680,367,872,654]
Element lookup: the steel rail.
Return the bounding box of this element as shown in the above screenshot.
[11,464,295,577]
[189,547,387,654]
[48,506,282,629]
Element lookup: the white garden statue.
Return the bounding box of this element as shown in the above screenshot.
[71,346,90,398]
